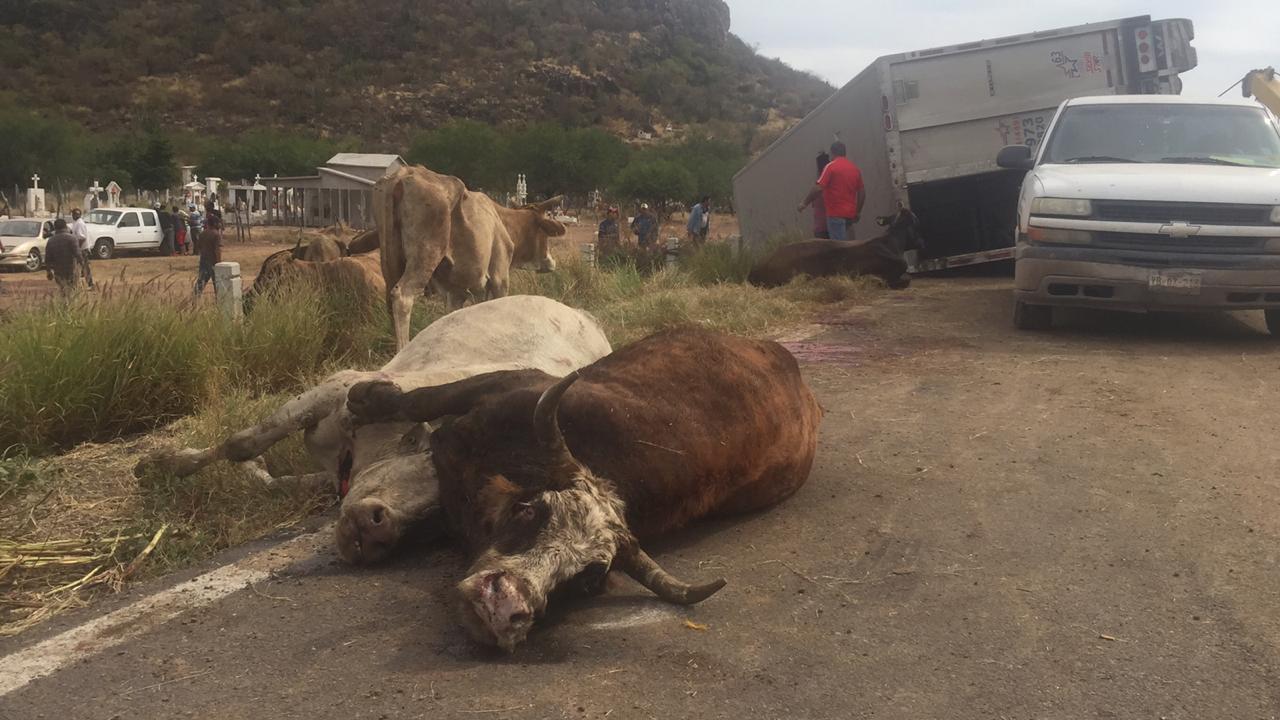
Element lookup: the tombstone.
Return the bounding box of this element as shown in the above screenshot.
[105,181,122,208]
[86,180,104,210]
[515,174,528,207]
[665,237,680,270]
[25,173,47,217]
[580,242,596,268]
[180,165,198,186]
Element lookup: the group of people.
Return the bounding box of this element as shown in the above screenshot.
[798,141,866,241]
[40,199,226,297]
[595,203,663,261]
[156,203,212,256]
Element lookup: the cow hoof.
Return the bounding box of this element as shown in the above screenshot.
[347,380,404,422]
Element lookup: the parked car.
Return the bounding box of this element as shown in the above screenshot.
[0,217,54,271]
[85,207,163,259]
[998,95,1280,332]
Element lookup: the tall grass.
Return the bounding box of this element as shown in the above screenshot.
[0,273,391,455]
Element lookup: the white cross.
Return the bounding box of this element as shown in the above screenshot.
[89,180,103,194]
[30,173,39,189]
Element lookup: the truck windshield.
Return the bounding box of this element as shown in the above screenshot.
[1042,104,1280,168]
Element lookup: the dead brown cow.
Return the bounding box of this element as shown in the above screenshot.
[747,207,922,289]
[373,164,566,349]
[346,327,823,651]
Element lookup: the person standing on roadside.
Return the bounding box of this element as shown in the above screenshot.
[172,205,187,255]
[807,152,831,239]
[188,204,203,250]
[44,218,85,297]
[70,208,95,289]
[798,141,865,241]
[157,203,175,255]
[194,214,222,295]
[631,203,659,251]
[686,196,710,246]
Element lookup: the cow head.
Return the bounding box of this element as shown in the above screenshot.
[321,392,442,565]
[243,249,297,313]
[513,196,566,273]
[435,373,725,651]
[875,205,924,252]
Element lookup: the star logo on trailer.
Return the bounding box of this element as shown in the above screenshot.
[1050,51,1080,78]
[1158,221,1201,239]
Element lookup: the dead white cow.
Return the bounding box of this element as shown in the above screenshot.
[135,295,612,564]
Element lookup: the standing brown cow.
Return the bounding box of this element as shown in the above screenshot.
[374,165,566,349]
[346,327,823,651]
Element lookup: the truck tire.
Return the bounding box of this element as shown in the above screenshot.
[1265,309,1280,337]
[94,239,114,260]
[1013,300,1052,331]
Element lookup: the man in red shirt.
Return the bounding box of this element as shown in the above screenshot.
[798,141,866,241]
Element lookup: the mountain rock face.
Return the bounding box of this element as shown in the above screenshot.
[0,0,831,145]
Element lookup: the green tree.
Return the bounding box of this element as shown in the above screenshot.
[612,158,695,213]
[0,103,90,192]
[406,120,508,190]
[130,130,179,192]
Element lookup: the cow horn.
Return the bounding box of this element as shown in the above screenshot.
[533,371,579,468]
[617,546,727,605]
[536,195,565,212]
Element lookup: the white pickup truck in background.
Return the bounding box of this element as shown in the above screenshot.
[998,95,1280,332]
[85,207,164,259]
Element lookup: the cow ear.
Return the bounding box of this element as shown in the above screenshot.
[537,217,567,237]
[398,423,431,453]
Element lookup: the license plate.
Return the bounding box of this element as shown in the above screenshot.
[1148,270,1202,295]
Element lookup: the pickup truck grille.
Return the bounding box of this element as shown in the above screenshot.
[1094,201,1274,226]
[1093,232,1268,254]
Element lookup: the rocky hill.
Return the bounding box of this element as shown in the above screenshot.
[0,0,832,146]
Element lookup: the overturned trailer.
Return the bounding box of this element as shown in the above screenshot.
[733,15,1198,271]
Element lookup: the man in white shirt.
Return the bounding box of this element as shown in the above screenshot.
[70,208,94,290]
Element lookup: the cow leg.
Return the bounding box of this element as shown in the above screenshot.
[238,458,333,490]
[485,273,508,301]
[135,370,375,479]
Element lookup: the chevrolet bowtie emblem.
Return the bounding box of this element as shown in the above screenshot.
[1158,221,1201,238]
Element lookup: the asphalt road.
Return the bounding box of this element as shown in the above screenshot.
[4,277,1280,719]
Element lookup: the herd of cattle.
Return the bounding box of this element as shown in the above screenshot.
[242,164,919,349]
[140,162,924,650]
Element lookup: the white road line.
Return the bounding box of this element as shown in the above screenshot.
[585,606,677,631]
[0,527,332,698]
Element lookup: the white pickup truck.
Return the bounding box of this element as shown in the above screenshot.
[998,95,1280,333]
[85,207,164,259]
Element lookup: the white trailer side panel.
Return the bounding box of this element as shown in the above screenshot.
[733,65,897,246]
[895,28,1122,182]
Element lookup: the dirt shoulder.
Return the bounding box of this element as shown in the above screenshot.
[4,277,1280,718]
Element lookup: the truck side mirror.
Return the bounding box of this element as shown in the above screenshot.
[997,145,1035,170]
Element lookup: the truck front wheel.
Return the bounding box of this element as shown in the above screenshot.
[94,239,114,260]
[1013,300,1053,331]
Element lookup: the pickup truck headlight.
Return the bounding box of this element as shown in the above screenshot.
[1031,198,1093,217]
[1271,206,1280,224]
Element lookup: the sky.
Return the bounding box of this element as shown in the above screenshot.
[724,1,1275,99]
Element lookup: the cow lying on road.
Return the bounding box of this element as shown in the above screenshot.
[747,207,922,289]
[374,164,567,350]
[346,327,823,650]
[135,296,612,564]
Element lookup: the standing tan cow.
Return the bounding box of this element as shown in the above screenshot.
[374,165,566,349]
